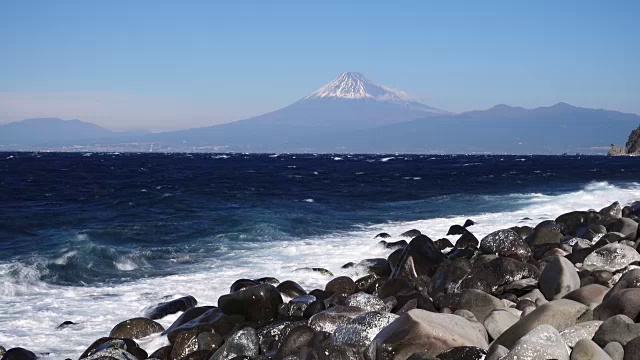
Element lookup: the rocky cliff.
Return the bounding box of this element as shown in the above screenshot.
[609,126,640,155]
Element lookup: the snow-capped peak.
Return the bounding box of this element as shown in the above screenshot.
[305,72,408,101]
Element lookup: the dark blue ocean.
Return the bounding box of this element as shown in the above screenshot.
[1,152,640,357]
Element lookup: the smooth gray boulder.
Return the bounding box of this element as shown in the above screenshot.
[502,325,569,360]
[606,218,639,237]
[594,288,640,321]
[539,256,580,300]
[491,299,590,350]
[483,309,520,340]
[564,284,609,305]
[560,321,603,348]
[571,338,613,360]
[604,342,624,360]
[456,289,506,323]
[367,309,489,359]
[593,315,640,346]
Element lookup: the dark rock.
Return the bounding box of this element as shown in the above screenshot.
[406,352,437,360]
[447,225,479,249]
[230,279,259,293]
[164,306,213,336]
[464,219,476,228]
[288,295,317,317]
[539,256,580,300]
[293,267,334,277]
[218,284,283,323]
[528,226,564,247]
[344,292,386,312]
[341,262,356,269]
[277,280,307,298]
[180,350,215,359]
[576,224,608,242]
[325,276,356,295]
[510,226,534,241]
[145,295,197,320]
[454,289,505,323]
[148,345,172,360]
[256,320,298,355]
[601,201,623,219]
[593,315,640,346]
[56,320,77,329]
[0,348,37,360]
[303,299,326,319]
[378,277,414,299]
[594,289,640,321]
[592,270,613,286]
[210,327,259,360]
[490,299,590,350]
[171,330,223,359]
[375,232,391,239]
[308,289,332,301]
[79,338,146,360]
[275,325,315,359]
[623,337,640,360]
[459,257,540,296]
[556,211,601,236]
[367,309,488,358]
[358,258,392,277]
[382,240,408,250]
[607,218,639,237]
[165,307,235,343]
[391,234,448,280]
[436,346,487,360]
[401,229,422,238]
[434,238,454,251]
[479,229,531,262]
[109,317,165,339]
[428,258,471,297]
[387,248,405,271]
[355,274,378,292]
[255,277,280,285]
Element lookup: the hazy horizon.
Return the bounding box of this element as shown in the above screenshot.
[2,1,639,131]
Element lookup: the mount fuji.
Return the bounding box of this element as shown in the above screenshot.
[225,72,449,129]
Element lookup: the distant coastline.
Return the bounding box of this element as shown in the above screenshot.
[608,126,640,156]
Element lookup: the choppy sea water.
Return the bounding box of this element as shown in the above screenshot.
[1,152,640,358]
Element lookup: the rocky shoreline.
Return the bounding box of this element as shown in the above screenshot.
[3,201,640,360]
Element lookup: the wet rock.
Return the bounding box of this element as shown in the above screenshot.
[583,243,640,272]
[210,327,259,360]
[255,277,280,285]
[383,240,408,250]
[80,338,146,360]
[391,235,448,280]
[486,345,509,360]
[460,257,540,296]
[436,346,487,360]
[288,295,316,317]
[0,348,37,360]
[539,256,580,300]
[148,345,171,359]
[491,299,590,350]
[480,229,532,262]
[171,330,223,359]
[218,284,283,323]
[606,218,639,237]
[571,338,613,360]
[342,262,356,269]
[367,309,489,359]
[594,289,640,321]
[333,311,398,347]
[556,211,601,236]
[56,320,77,329]
[529,226,564,247]
[484,309,520,340]
[294,267,334,277]
[109,317,165,339]
[230,279,259,293]
[434,238,454,251]
[563,284,608,305]
[601,201,623,219]
[145,295,197,320]
[277,280,307,299]
[375,233,391,239]
[325,276,356,295]
[275,325,315,359]
[406,352,437,360]
[502,324,569,360]
[593,315,640,346]
[308,306,365,333]
[165,307,234,343]
[344,292,386,312]
[428,258,470,297]
[358,258,392,277]
[560,321,602,348]
[401,229,422,238]
[0,347,5,358]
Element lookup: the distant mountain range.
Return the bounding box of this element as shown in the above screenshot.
[1,72,639,154]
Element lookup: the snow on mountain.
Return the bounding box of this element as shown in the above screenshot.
[305,72,407,101]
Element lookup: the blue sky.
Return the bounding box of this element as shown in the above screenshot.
[1,0,638,131]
